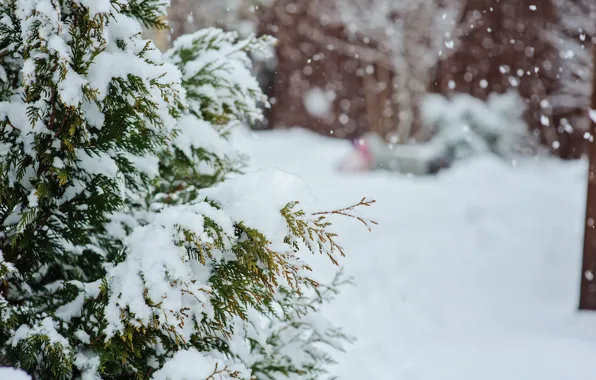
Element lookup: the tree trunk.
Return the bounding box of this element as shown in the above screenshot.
[579,45,596,310]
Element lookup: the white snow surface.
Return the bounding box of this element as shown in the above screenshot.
[231,127,596,380]
[152,349,250,380]
[0,367,31,380]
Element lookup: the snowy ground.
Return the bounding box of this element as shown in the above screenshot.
[231,127,596,380]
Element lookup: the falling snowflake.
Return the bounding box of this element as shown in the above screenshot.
[303,88,335,118]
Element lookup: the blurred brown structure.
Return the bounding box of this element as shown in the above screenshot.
[259,0,396,140]
[434,0,591,158]
[261,0,595,158]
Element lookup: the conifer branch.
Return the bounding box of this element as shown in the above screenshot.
[4,119,20,132]
[48,86,57,132]
[54,111,69,138]
[205,363,243,380]
[312,197,378,231]
[281,198,377,266]
[0,2,373,378]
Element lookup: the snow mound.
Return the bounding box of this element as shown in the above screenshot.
[231,126,596,380]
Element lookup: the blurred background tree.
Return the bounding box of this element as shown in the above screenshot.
[145,0,595,158]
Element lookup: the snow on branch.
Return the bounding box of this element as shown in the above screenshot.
[0,1,375,378]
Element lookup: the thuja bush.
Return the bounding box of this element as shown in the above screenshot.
[0,1,374,379]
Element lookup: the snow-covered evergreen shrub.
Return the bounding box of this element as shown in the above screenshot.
[420,91,528,159]
[0,1,373,379]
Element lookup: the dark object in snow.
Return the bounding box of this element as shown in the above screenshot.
[579,45,596,311]
[428,157,452,175]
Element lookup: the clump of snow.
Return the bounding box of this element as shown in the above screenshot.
[174,115,235,159]
[0,250,15,274]
[9,317,70,351]
[0,66,7,83]
[0,99,47,158]
[57,70,87,107]
[87,51,181,104]
[152,349,250,380]
[124,153,161,179]
[74,350,101,379]
[55,280,101,322]
[0,367,31,380]
[303,87,335,118]
[76,150,118,178]
[52,157,65,169]
[27,190,38,208]
[200,169,318,251]
[104,202,238,340]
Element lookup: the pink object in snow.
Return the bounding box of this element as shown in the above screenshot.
[338,138,374,171]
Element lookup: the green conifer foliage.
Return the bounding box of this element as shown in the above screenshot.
[0,1,374,379]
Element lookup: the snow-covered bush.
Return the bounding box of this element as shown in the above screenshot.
[420,91,528,159]
[0,1,373,379]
